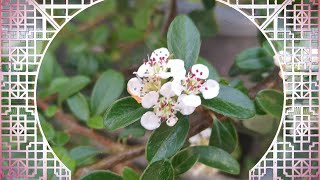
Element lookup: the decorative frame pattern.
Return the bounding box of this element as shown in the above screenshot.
[0,0,318,179]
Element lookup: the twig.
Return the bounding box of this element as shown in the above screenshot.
[75,145,145,178]
[161,0,177,36]
[37,99,126,153]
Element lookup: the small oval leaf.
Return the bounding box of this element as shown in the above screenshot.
[67,93,90,122]
[191,146,240,175]
[255,89,284,119]
[202,85,255,119]
[209,119,238,153]
[58,76,90,104]
[91,70,125,115]
[104,97,148,131]
[171,148,199,175]
[146,115,189,162]
[141,160,174,180]
[167,15,201,69]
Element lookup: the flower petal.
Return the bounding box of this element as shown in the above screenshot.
[167,59,186,80]
[188,134,201,145]
[142,91,159,108]
[200,128,212,138]
[171,80,184,96]
[182,94,201,107]
[166,116,178,127]
[177,94,196,115]
[150,48,170,63]
[191,64,209,79]
[160,82,176,98]
[136,63,152,77]
[200,79,220,99]
[127,77,142,96]
[140,112,161,130]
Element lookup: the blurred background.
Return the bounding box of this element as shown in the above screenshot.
[36,0,284,179]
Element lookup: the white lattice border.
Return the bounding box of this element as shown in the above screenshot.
[0,0,319,179]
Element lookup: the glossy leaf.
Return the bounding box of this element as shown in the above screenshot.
[91,70,125,115]
[202,85,255,119]
[70,146,100,165]
[87,116,104,129]
[191,146,240,175]
[122,167,139,180]
[209,119,238,153]
[80,170,122,180]
[67,93,90,122]
[58,76,91,104]
[167,15,201,69]
[52,147,76,172]
[243,115,274,135]
[53,132,70,146]
[104,97,149,131]
[235,48,274,72]
[146,115,189,162]
[171,148,199,175]
[141,160,174,180]
[255,89,284,119]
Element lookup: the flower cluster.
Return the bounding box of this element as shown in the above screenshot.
[127,48,220,130]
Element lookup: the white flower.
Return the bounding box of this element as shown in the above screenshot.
[176,94,196,115]
[150,47,170,64]
[141,91,159,108]
[160,81,184,98]
[166,116,178,126]
[182,94,201,107]
[200,80,220,99]
[136,63,153,77]
[141,112,161,130]
[127,78,142,97]
[188,128,212,146]
[159,59,186,80]
[191,64,209,79]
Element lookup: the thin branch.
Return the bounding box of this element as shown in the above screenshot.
[37,99,126,153]
[75,145,145,178]
[161,0,177,36]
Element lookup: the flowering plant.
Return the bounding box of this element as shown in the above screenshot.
[127,47,220,130]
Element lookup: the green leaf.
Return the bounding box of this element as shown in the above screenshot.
[104,97,149,131]
[91,25,110,45]
[167,15,201,69]
[146,115,189,162]
[58,76,91,104]
[47,77,70,96]
[52,146,76,172]
[87,116,104,129]
[91,70,125,115]
[202,0,215,9]
[118,122,146,140]
[171,148,199,175]
[41,121,55,141]
[122,167,139,180]
[189,10,218,38]
[198,57,220,81]
[202,85,255,119]
[141,160,174,180]
[209,119,237,153]
[38,52,54,86]
[191,146,240,175]
[53,132,70,146]
[44,105,57,118]
[70,146,100,165]
[80,170,122,180]
[255,89,284,119]
[243,115,274,135]
[235,48,274,72]
[67,93,90,122]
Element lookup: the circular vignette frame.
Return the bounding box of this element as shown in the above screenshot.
[0,0,319,179]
